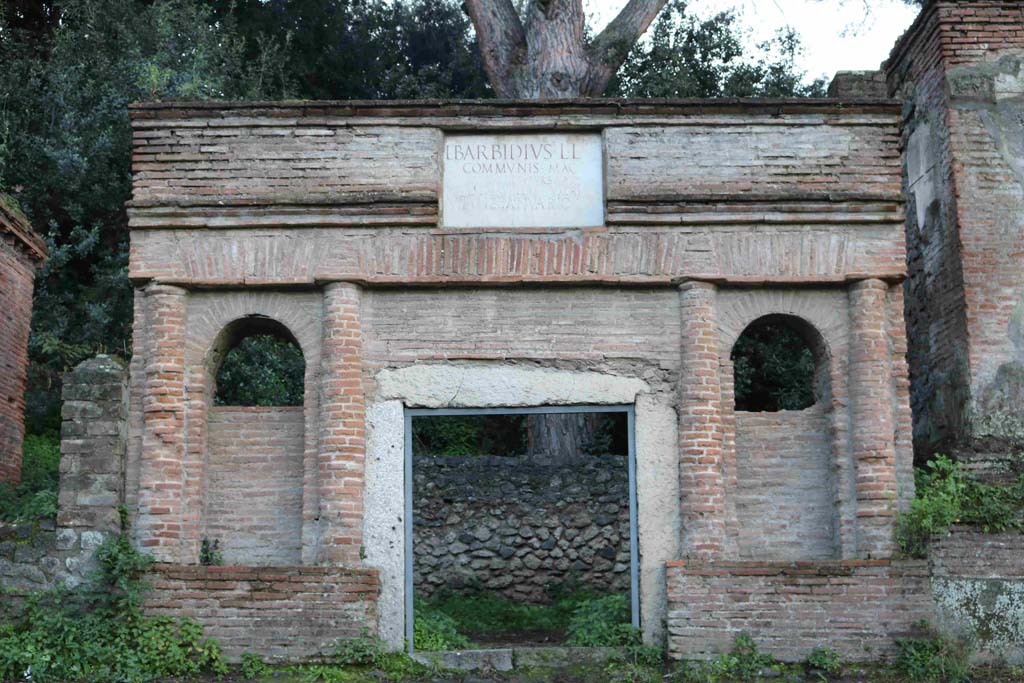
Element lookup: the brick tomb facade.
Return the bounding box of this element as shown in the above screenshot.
[124,97,919,660]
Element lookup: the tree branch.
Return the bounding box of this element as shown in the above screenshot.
[463,0,528,98]
[590,0,669,65]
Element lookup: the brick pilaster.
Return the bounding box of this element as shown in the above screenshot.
[318,282,366,564]
[136,283,187,562]
[848,279,898,558]
[677,281,727,559]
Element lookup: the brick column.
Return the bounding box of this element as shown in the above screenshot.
[136,283,187,562]
[318,282,366,564]
[848,279,898,558]
[677,281,727,559]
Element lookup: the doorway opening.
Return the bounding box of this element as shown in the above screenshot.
[404,406,638,652]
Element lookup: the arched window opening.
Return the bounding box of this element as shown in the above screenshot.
[203,315,306,566]
[212,319,304,407]
[731,315,824,412]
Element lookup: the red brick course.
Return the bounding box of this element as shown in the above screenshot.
[318,283,367,564]
[145,564,379,660]
[666,559,933,661]
[205,407,305,565]
[677,281,727,559]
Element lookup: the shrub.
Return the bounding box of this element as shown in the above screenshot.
[806,646,842,679]
[413,608,470,651]
[565,594,638,647]
[896,455,1024,557]
[893,627,972,683]
[676,633,777,683]
[0,433,61,522]
[241,651,270,679]
[0,510,227,682]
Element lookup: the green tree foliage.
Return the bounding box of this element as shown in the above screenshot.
[732,322,817,412]
[412,414,528,456]
[612,0,827,98]
[214,334,305,406]
[0,0,292,431]
[0,433,60,521]
[209,0,491,100]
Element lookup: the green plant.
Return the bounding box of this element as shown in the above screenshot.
[0,433,60,522]
[200,537,223,566]
[0,510,227,682]
[676,633,777,683]
[414,608,470,651]
[806,646,842,680]
[241,651,270,679]
[893,626,972,683]
[896,455,1024,557]
[419,587,595,637]
[334,629,388,665]
[302,664,358,683]
[565,594,638,647]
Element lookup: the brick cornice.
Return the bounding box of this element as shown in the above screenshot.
[0,197,47,264]
[129,98,902,122]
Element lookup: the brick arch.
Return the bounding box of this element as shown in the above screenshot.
[717,288,846,361]
[177,291,324,566]
[185,291,322,374]
[715,288,849,562]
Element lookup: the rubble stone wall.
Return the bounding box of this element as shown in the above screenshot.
[413,454,630,602]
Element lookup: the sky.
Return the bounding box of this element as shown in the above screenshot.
[584,0,921,84]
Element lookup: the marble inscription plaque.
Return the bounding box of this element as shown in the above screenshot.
[442,133,604,228]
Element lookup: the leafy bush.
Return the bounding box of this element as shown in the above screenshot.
[806,646,842,679]
[0,433,60,521]
[893,627,972,683]
[0,510,227,682]
[896,455,1024,557]
[334,629,389,665]
[676,633,777,683]
[413,608,470,651]
[566,594,638,647]
[240,651,270,679]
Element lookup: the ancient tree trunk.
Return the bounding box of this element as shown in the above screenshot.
[464,0,669,98]
[526,412,602,462]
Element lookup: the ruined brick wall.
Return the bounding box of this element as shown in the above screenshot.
[1,356,127,593]
[0,202,46,484]
[145,565,379,660]
[666,560,933,661]
[931,527,1024,660]
[204,407,305,566]
[413,454,630,602]
[887,1,1024,450]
